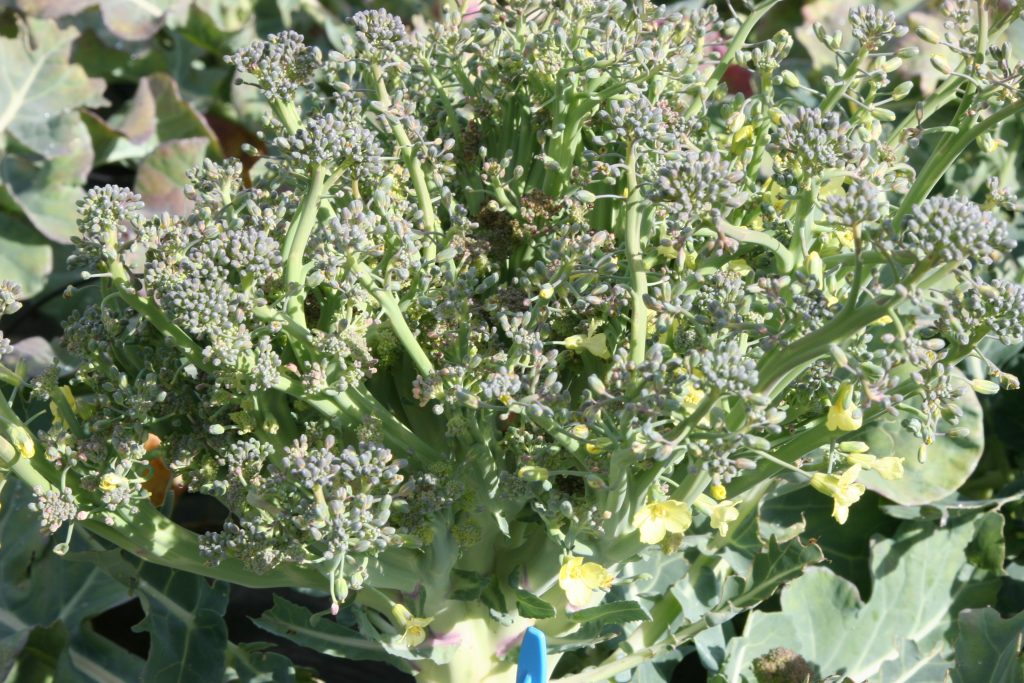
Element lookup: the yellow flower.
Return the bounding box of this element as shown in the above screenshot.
[559,555,615,607]
[846,453,905,480]
[725,259,752,276]
[810,465,867,525]
[563,332,610,359]
[539,284,555,299]
[392,604,433,648]
[517,465,549,481]
[693,494,740,537]
[709,484,727,501]
[826,382,863,432]
[9,425,34,459]
[632,500,692,545]
[99,473,128,492]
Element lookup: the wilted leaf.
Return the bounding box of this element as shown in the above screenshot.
[720,512,1004,682]
[135,136,210,215]
[0,16,106,157]
[760,487,896,594]
[0,213,53,298]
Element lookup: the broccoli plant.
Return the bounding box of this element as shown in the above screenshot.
[0,1,1022,681]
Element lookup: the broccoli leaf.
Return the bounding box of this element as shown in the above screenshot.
[719,511,1004,682]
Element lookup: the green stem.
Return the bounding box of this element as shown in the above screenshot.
[624,143,648,364]
[684,0,782,118]
[355,267,434,377]
[820,47,868,113]
[894,98,1024,223]
[282,167,327,325]
[720,223,794,272]
[370,65,440,262]
[0,431,324,590]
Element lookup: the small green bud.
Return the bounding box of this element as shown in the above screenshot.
[882,57,903,73]
[947,427,971,438]
[781,70,800,88]
[209,424,226,435]
[891,82,914,100]
[930,55,952,75]
[970,378,1000,395]
[746,436,772,451]
[587,375,609,396]
[870,107,896,122]
[838,441,870,454]
[861,361,885,379]
[896,46,920,59]
[915,26,942,44]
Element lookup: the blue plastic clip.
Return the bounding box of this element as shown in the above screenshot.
[516,626,547,683]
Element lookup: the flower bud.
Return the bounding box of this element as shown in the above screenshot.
[930,55,952,75]
[517,465,549,481]
[891,82,913,100]
[970,378,1000,395]
[915,26,942,44]
[781,70,800,88]
[570,424,590,439]
[838,440,870,453]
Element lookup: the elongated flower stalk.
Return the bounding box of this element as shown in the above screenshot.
[1,1,1023,680]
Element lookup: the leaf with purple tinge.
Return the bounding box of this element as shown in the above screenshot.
[134,136,210,216]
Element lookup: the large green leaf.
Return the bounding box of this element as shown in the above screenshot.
[951,608,1024,683]
[0,479,144,681]
[0,16,106,157]
[760,487,896,595]
[1,113,94,243]
[83,549,231,683]
[0,213,52,298]
[719,512,1004,682]
[858,372,985,505]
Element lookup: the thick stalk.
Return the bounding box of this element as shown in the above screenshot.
[411,603,550,683]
